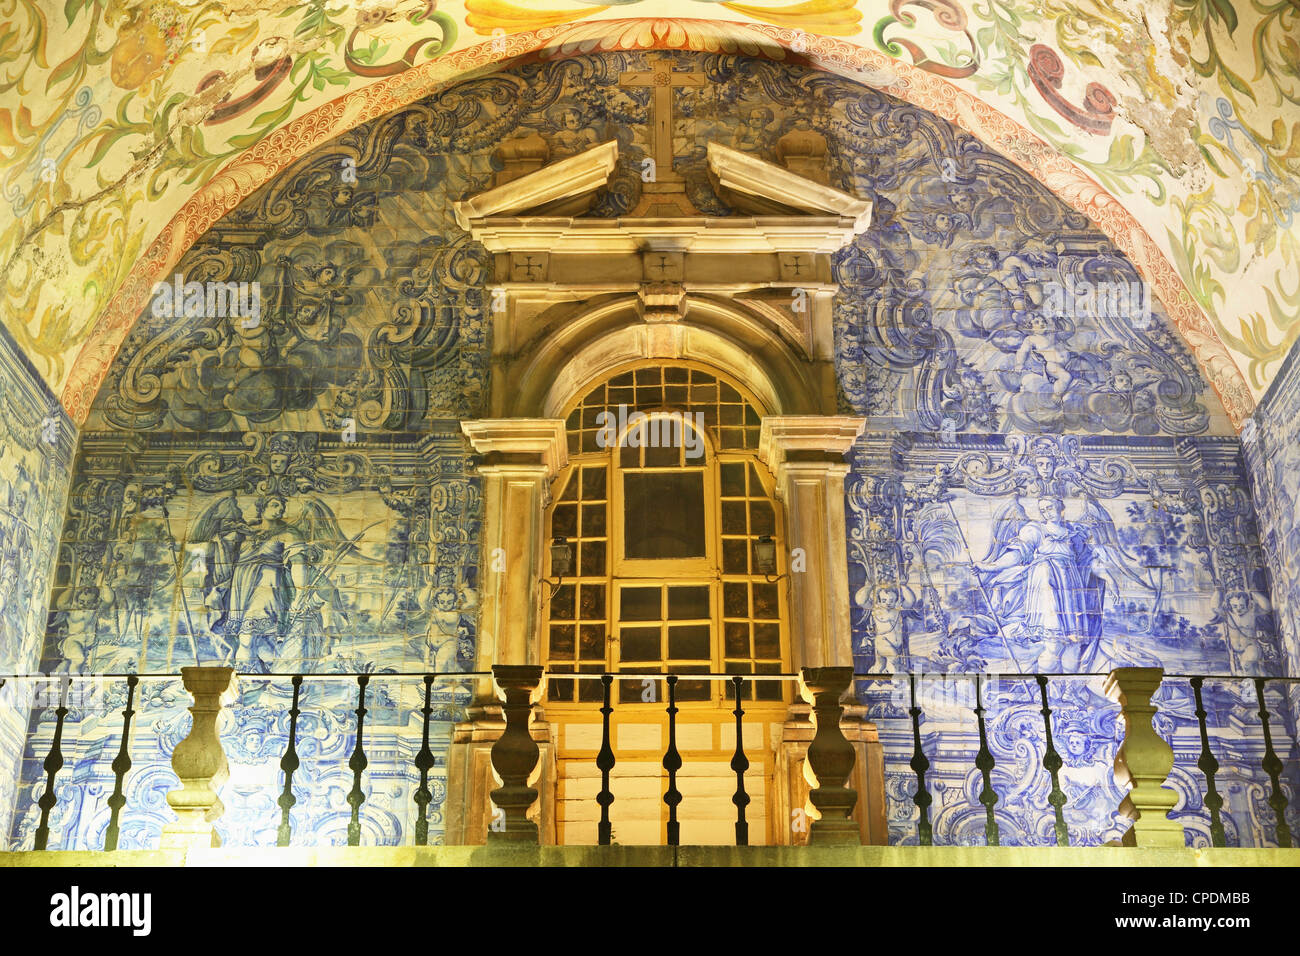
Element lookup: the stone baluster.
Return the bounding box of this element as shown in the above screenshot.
[488,664,544,843]
[1104,667,1186,848]
[161,667,237,850]
[800,666,860,845]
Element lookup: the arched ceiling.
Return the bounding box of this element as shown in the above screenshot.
[2,1,1296,426]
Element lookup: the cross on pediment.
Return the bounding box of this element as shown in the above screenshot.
[619,54,707,183]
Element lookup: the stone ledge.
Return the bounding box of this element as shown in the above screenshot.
[3,846,1296,867]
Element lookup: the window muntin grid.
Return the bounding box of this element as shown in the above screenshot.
[546,363,787,706]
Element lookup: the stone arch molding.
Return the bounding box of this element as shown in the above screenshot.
[506,295,828,421]
[64,19,1253,427]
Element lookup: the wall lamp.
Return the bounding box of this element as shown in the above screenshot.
[754,535,787,583]
[541,536,574,601]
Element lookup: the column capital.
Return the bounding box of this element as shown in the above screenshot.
[461,418,568,478]
[758,415,866,470]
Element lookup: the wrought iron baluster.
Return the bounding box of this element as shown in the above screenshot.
[1035,675,1069,847]
[413,675,436,847]
[103,674,139,851]
[1254,677,1292,848]
[908,673,933,846]
[731,675,750,847]
[596,674,615,846]
[34,676,71,851]
[1189,677,1226,848]
[276,675,303,847]
[663,675,682,847]
[346,674,370,847]
[973,674,1000,846]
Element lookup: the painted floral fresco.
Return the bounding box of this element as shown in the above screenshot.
[7,51,1294,850]
[0,3,1297,429]
[0,322,74,841]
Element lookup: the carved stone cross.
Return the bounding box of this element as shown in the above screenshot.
[619,54,707,182]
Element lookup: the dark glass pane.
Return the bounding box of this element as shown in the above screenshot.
[582,503,606,537]
[620,443,638,468]
[566,409,581,431]
[578,666,605,702]
[664,385,688,405]
[582,466,606,499]
[610,372,634,387]
[676,672,711,702]
[750,501,775,536]
[622,472,706,559]
[754,622,781,659]
[637,385,664,406]
[720,427,744,449]
[756,662,784,700]
[667,586,709,619]
[549,624,575,660]
[620,587,661,621]
[552,584,575,620]
[568,433,581,455]
[745,406,760,426]
[720,462,746,497]
[619,676,661,704]
[582,406,604,428]
[720,404,743,425]
[580,540,606,576]
[720,382,741,402]
[609,385,634,404]
[558,474,579,503]
[579,624,606,661]
[691,384,717,403]
[725,677,754,701]
[743,427,760,448]
[721,500,747,535]
[664,366,689,384]
[723,582,748,617]
[752,582,779,618]
[722,537,748,573]
[581,429,600,453]
[643,441,678,468]
[579,584,606,620]
[548,678,573,702]
[724,621,749,657]
[620,627,661,662]
[668,624,710,660]
[635,367,661,385]
[552,503,578,539]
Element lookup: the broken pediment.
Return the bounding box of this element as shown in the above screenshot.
[705,142,871,231]
[453,139,619,229]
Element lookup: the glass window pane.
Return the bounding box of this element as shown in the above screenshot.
[754,622,781,659]
[620,627,661,662]
[643,441,678,468]
[579,624,606,661]
[723,582,748,617]
[720,462,746,497]
[558,474,579,502]
[664,366,689,384]
[724,621,749,657]
[580,540,606,576]
[623,472,706,559]
[752,582,779,618]
[581,503,606,537]
[722,538,748,573]
[721,500,747,535]
[552,584,575,620]
[581,466,606,499]
[579,584,606,620]
[620,587,661,621]
[552,504,578,539]
[667,586,709,619]
[749,501,775,536]
[549,624,575,660]
[668,624,710,660]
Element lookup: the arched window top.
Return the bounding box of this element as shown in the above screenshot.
[563,363,765,458]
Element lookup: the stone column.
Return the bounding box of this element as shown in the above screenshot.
[447,420,566,845]
[1104,667,1186,848]
[161,667,236,850]
[758,416,866,669]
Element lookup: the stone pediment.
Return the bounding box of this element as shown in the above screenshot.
[453,139,872,251]
[452,140,620,230]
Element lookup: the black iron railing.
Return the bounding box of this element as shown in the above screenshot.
[3,668,1296,851]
